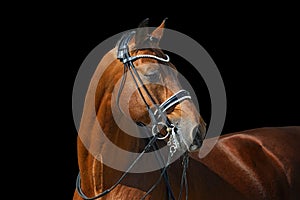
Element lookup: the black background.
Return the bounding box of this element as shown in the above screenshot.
[15,5,299,200]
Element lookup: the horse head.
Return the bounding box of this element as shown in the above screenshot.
[113,18,207,153]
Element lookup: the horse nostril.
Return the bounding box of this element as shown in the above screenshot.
[192,125,203,139]
[189,125,203,151]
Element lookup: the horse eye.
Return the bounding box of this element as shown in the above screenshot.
[144,70,159,81]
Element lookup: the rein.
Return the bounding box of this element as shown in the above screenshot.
[76,135,159,200]
[76,31,191,200]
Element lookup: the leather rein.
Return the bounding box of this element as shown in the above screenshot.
[76,31,191,200]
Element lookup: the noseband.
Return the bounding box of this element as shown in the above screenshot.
[76,31,191,200]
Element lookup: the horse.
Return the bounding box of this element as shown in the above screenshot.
[73,19,300,200]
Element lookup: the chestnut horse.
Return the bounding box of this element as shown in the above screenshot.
[73,19,300,200]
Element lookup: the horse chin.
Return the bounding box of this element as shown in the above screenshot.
[188,144,201,152]
[188,132,203,152]
[177,139,201,153]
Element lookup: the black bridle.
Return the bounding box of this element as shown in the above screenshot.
[76,31,191,200]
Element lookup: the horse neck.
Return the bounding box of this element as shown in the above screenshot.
[77,57,148,196]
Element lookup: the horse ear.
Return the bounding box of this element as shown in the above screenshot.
[138,18,149,28]
[134,18,149,47]
[149,18,167,44]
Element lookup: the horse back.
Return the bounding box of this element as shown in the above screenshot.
[192,126,300,200]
